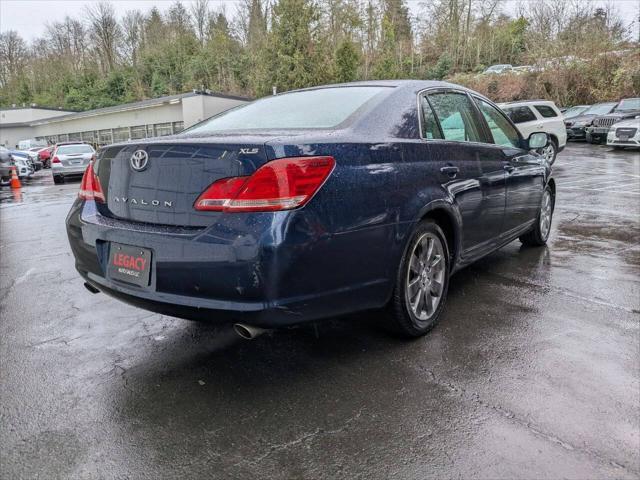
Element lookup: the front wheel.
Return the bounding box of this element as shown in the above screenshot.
[386,220,450,337]
[520,186,554,246]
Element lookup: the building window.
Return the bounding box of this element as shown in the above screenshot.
[81,131,95,143]
[98,129,113,145]
[130,125,146,140]
[154,122,173,137]
[46,135,58,144]
[68,132,82,141]
[146,125,155,138]
[113,127,129,143]
[58,133,69,142]
[172,121,184,133]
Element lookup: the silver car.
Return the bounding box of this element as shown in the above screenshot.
[52,143,95,184]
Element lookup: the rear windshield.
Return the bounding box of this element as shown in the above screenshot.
[583,103,616,115]
[534,105,558,118]
[616,98,640,112]
[186,86,390,133]
[57,145,94,155]
[504,106,537,124]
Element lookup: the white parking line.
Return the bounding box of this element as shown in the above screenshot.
[558,177,627,186]
[561,186,640,195]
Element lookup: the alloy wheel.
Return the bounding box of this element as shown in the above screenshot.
[405,233,446,321]
[539,190,553,239]
[541,143,555,163]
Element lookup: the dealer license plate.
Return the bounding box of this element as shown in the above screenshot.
[107,242,152,287]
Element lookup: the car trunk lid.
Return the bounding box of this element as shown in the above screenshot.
[59,152,93,168]
[94,141,271,227]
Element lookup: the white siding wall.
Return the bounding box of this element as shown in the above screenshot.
[0,94,249,148]
[0,108,73,124]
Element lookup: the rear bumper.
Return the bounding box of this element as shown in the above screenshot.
[66,200,395,327]
[566,127,586,139]
[53,165,87,176]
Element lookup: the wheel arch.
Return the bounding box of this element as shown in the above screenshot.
[418,202,462,271]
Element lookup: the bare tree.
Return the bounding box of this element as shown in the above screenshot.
[122,10,145,65]
[86,1,122,73]
[190,0,211,46]
[0,31,28,87]
[44,17,87,73]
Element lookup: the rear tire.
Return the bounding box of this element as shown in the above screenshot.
[385,220,450,338]
[53,175,64,185]
[520,185,554,246]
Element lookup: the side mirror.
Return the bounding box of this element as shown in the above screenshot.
[527,132,549,150]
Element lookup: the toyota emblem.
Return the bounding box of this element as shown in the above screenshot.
[130,150,149,171]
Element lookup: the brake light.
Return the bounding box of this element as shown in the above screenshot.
[52,156,61,164]
[195,156,335,212]
[78,162,105,202]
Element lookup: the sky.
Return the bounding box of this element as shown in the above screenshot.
[1,0,639,41]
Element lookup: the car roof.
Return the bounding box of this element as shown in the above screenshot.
[285,79,463,92]
[499,99,556,107]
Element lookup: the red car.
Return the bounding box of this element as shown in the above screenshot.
[38,146,54,168]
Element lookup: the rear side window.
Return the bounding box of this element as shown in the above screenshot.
[534,105,558,118]
[186,86,390,132]
[427,92,484,143]
[504,106,537,124]
[476,99,520,148]
[420,96,443,139]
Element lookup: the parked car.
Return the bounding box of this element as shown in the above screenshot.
[564,102,617,140]
[39,146,54,168]
[51,143,95,184]
[24,147,44,171]
[586,97,640,144]
[11,150,35,172]
[499,100,567,164]
[512,65,534,74]
[10,153,34,179]
[483,64,513,75]
[562,105,590,119]
[607,117,640,149]
[17,139,47,150]
[0,146,13,186]
[67,81,555,339]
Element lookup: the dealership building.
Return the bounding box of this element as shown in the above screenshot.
[0,91,249,149]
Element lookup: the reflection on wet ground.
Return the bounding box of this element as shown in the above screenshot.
[0,143,638,478]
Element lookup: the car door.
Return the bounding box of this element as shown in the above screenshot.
[474,97,546,234]
[421,90,506,252]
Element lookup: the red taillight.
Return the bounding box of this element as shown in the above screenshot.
[78,162,105,202]
[194,156,335,212]
[52,156,61,164]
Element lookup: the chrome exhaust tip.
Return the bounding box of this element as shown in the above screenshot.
[233,323,269,340]
[83,282,100,294]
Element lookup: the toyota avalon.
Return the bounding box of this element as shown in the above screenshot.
[67,81,555,338]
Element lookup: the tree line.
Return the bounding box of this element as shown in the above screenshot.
[0,0,637,111]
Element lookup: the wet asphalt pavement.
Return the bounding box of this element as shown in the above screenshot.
[0,142,639,479]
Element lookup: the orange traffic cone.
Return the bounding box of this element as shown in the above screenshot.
[10,166,21,189]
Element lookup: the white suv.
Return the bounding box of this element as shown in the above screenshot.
[499,100,567,164]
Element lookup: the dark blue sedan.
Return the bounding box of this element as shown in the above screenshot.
[67,81,555,338]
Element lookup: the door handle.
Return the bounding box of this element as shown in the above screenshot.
[440,166,459,177]
[503,164,515,172]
